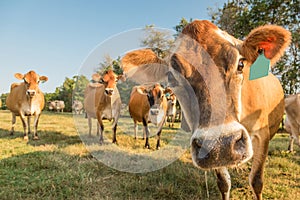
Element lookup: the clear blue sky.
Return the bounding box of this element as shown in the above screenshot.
[0,0,226,94]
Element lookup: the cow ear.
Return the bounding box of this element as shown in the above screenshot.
[39,76,48,83]
[241,25,291,67]
[121,49,169,83]
[14,73,24,80]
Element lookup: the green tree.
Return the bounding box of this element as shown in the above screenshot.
[174,17,192,36]
[0,93,8,110]
[209,0,300,94]
[98,55,123,75]
[141,25,175,58]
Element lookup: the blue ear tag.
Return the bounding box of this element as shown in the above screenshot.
[249,50,270,80]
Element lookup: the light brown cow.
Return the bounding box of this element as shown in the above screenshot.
[48,100,65,112]
[284,93,300,152]
[164,87,177,128]
[6,70,48,140]
[121,20,291,199]
[72,100,83,114]
[84,70,122,144]
[128,83,168,149]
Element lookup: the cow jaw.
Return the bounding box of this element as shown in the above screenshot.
[190,121,253,169]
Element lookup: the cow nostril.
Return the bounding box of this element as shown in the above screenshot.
[192,138,203,149]
[233,131,247,153]
[27,90,36,96]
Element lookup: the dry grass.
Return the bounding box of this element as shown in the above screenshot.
[0,110,299,199]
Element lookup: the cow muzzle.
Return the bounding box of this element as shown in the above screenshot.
[190,121,253,169]
[105,88,114,96]
[26,90,36,97]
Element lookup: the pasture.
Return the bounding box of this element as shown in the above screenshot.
[0,110,299,199]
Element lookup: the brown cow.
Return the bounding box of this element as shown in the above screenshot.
[6,70,48,140]
[84,70,122,144]
[121,20,291,199]
[128,83,168,149]
[284,93,300,152]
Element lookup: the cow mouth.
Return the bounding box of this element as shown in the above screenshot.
[105,90,114,96]
[190,122,253,169]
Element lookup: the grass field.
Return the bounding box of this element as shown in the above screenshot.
[0,110,299,199]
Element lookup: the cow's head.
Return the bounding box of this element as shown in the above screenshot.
[15,70,48,98]
[142,83,166,125]
[164,87,176,106]
[101,70,124,96]
[121,20,291,169]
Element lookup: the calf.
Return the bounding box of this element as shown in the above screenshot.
[284,93,300,152]
[121,20,291,199]
[84,70,122,144]
[128,83,168,149]
[6,70,48,140]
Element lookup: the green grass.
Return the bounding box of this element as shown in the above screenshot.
[0,110,299,199]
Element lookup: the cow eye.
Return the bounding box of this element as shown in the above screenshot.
[237,58,246,73]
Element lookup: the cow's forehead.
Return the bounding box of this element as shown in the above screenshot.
[24,71,39,82]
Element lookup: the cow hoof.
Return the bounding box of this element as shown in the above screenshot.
[99,140,104,145]
[156,146,160,150]
[10,132,14,136]
[112,140,118,145]
[33,136,39,140]
[144,145,150,149]
[24,136,29,140]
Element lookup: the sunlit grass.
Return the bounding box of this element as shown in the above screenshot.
[0,110,299,199]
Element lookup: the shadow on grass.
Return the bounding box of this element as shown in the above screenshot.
[0,149,220,200]
[0,128,82,148]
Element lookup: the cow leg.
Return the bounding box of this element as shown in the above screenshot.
[112,119,118,144]
[134,121,138,140]
[143,118,150,149]
[288,135,294,152]
[27,116,31,135]
[288,125,298,152]
[215,167,231,200]
[96,121,100,136]
[32,114,40,140]
[87,116,92,136]
[171,115,175,128]
[249,135,269,200]
[10,113,16,135]
[156,117,166,150]
[96,112,104,144]
[19,114,28,140]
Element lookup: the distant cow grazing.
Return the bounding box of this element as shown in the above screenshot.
[6,70,48,140]
[48,100,65,112]
[128,83,168,149]
[84,70,122,144]
[72,100,83,114]
[164,87,177,128]
[284,94,300,152]
[121,20,291,199]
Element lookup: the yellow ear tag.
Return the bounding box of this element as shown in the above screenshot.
[249,50,270,80]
